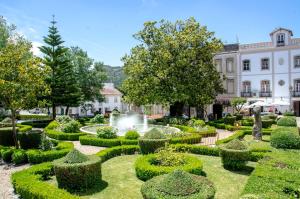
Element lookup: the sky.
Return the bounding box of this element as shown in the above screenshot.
[0,0,299,66]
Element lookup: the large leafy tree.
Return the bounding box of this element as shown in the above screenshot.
[0,38,49,148]
[39,18,81,118]
[67,46,107,104]
[122,17,223,116]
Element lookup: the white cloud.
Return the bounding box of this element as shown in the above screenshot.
[31,41,42,57]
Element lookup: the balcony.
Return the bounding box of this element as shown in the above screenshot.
[292,91,300,97]
[259,91,272,97]
[241,92,253,97]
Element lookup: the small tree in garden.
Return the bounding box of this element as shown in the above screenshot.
[0,39,48,148]
[231,97,247,113]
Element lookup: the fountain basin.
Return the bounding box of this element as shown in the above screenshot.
[80,124,180,136]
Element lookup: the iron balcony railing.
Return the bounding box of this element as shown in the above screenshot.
[259,91,272,97]
[240,92,253,97]
[292,91,300,97]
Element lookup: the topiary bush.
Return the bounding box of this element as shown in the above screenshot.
[90,114,104,123]
[1,147,14,162]
[139,128,170,154]
[234,113,243,121]
[270,127,300,149]
[53,149,102,192]
[277,116,297,127]
[97,126,117,139]
[261,119,273,128]
[61,120,81,133]
[18,130,42,149]
[283,111,295,116]
[187,119,205,128]
[125,130,140,140]
[141,170,215,199]
[219,139,250,170]
[135,152,203,181]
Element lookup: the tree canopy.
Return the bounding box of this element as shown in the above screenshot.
[121,17,223,115]
[39,18,81,118]
[231,97,247,113]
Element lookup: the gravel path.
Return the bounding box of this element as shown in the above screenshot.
[0,163,29,199]
[199,129,233,146]
[72,141,106,155]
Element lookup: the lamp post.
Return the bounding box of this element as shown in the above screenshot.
[289,86,293,112]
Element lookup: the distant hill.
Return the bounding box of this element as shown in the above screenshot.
[103,65,125,88]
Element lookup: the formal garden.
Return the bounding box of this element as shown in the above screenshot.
[0,15,300,199]
[0,109,300,199]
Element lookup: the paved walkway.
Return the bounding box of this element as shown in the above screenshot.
[199,129,233,146]
[296,117,300,128]
[0,163,29,199]
[72,141,106,155]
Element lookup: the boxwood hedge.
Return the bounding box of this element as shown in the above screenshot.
[270,127,300,149]
[11,162,80,199]
[135,153,203,181]
[26,142,74,164]
[241,150,300,198]
[0,124,32,146]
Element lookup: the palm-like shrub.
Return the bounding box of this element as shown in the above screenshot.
[219,139,250,170]
[139,128,169,154]
[53,149,102,192]
[141,170,215,199]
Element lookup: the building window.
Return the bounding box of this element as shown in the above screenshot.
[261,80,270,92]
[277,33,285,46]
[243,60,250,71]
[226,58,233,73]
[215,59,222,72]
[295,80,300,92]
[261,58,269,70]
[294,56,300,68]
[227,79,234,94]
[114,97,118,103]
[104,97,109,103]
[242,81,251,92]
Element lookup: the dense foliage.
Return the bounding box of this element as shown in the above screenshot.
[277,116,297,127]
[141,170,215,199]
[122,17,223,115]
[125,130,140,140]
[96,126,118,139]
[270,127,300,149]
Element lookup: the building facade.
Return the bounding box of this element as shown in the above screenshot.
[215,28,300,116]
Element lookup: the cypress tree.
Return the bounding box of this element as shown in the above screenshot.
[39,16,81,119]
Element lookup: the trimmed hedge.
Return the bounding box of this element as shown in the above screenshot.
[11,162,80,199]
[224,116,236,125]
[21,120,52,128]
[96,145,140,162]
[0,124,32,146]
[12,149,28,165]
[45,129,86,141]
[261,119,273,128]
[270,127,300,149]
[53,153,102,192]
[26,142,74,164]
[18,130,42,149]
[277,116,297,127]
[139,138,170,154]
[242,150,300,198]
[171,144,220,156]
[173,125,217,137]
[135,153,203,181]
[79,135,139,147]
[219,140,250,170]
[17,114,51,120]
[169,134,202,144]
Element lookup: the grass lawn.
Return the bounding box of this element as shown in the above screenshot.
[79,154,255,199]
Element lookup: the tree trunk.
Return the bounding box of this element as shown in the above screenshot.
[169,102,184,117]
[52,104,56,120]
[11,109,19,149]
[65,106,69,115]
[188,106,191,118]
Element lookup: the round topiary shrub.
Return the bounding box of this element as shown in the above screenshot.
[96,126,117,139]
[53,149,102,192]
[219,139,250,170]
[62,120,81,133]
[141,170,215,199]
[125,130,140,140]
[90,114,104,123]
[135,147,203,181]
[138,128,169,154]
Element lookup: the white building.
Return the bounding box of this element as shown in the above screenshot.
[56,83,123,117]
[215,28,300,116]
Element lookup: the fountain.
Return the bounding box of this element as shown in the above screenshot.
[80,113,180,136]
